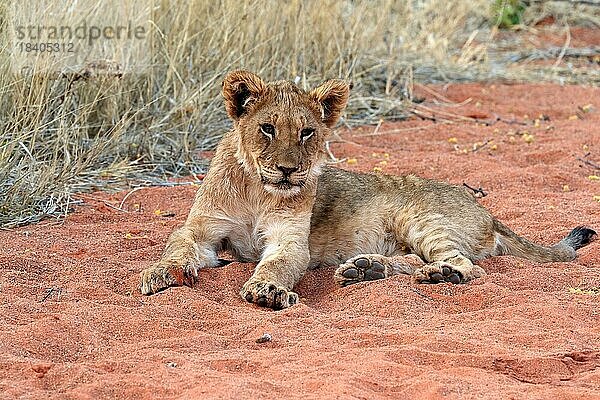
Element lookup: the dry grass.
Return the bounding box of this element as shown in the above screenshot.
[1,0,598,228]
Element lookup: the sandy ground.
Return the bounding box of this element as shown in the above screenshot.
[1,83,599,400]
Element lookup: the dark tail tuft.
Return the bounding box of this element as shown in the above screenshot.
[562,226,597,251]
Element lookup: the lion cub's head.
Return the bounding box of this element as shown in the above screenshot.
[222,70,350,197]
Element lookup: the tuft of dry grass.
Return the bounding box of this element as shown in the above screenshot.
[0,0,599,228]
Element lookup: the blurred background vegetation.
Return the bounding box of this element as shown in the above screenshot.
[1,0,599,228]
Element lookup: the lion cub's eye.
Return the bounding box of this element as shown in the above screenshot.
[300,128,315,142]
[260,123,275,139]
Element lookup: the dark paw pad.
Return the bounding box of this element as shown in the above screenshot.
[447,273,461,284]
[342,268,359,279]
[364,268,385,281]
[337,256,389,286]
[425,268,462,284]
[354,258,370,268]
[371,261,385,273]
[355,258,386,281]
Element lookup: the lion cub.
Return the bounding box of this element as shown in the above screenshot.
[140,70,596,309]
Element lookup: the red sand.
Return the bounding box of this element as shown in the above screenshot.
[1,83,599,399]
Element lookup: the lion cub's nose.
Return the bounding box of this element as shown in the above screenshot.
[277,165,299,177]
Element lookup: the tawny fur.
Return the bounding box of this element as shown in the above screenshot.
[139,70,596,309]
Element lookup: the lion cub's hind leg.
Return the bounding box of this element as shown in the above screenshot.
[335,254,425,286]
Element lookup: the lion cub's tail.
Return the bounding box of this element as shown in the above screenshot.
[493,220,596,263]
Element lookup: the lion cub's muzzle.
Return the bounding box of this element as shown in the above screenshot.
[260,164,309,196]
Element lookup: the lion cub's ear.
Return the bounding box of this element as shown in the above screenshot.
[309,79,351,127]
[222,70,267,120]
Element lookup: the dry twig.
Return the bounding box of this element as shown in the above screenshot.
[576,156,600,170]
[463,183,488,198]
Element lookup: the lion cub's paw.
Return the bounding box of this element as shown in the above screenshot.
[335,254,389,287]
[413,262,486,284]
[241,280,299,310]
[139,263,197,295]
[335,253,425,287]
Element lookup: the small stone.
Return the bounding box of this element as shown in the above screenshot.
[256,333,272,344]
[32,363,53,377]
[522,133,535,143]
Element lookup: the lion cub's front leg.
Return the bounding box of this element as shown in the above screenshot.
[241,216,310,310]
[140,216,223,295]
